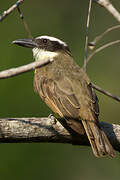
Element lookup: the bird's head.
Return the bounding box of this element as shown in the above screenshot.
[12,35,71,61]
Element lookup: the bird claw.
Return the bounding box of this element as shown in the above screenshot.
[48,113,57,125]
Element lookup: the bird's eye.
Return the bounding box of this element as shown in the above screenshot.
[43,39,48,43]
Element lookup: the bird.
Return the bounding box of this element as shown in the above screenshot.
[12,35,115,157]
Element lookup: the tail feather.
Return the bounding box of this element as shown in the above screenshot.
[101,129,115,157]
[82,119,115,157]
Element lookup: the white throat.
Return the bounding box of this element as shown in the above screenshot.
[32,48,58,61]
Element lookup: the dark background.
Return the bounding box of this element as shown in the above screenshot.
[0,0,120,179]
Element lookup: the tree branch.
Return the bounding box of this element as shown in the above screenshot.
[89,25,120,49]
[95,0,120,23]
[0,59,53,79]
[0,0,24,22]
[0,117,119,153]
[92,83,120,102]
[87,40,120,64]
[83,0,92,72]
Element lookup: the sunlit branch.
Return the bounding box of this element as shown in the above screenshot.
[0,59,53,79]
[94,0,120,23]
[0,117,119,154]
[0,0,24,22]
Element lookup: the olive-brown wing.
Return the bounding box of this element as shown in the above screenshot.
[34,76,85,134]
[34,75,114,157]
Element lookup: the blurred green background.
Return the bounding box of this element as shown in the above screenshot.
[0,0,120,179]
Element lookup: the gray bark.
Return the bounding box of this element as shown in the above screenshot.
[0,117,119,153]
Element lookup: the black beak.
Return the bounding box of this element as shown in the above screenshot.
[12,38,37,48]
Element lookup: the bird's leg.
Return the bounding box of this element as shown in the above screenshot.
[48,113,57,125]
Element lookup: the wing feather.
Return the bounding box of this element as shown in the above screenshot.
[33,72,114,157]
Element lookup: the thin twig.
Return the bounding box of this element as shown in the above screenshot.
[94,0,120,23]
[87,39,120,64]
[92,83,120,102]
[83,0,92,72]
[0,59,53,79]
[0,0,24,22]
[17,6,33,39]
[89,25,120,49]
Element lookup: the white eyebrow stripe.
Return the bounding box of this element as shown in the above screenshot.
[36,35,67,47]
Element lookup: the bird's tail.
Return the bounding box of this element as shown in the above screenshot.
[82,119,115,157]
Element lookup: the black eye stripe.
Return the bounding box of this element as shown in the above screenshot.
[35,37,71,53]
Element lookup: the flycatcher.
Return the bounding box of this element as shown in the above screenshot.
[13,35,114,157]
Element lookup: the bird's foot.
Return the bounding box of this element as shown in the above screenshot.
[48,113,57,125]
